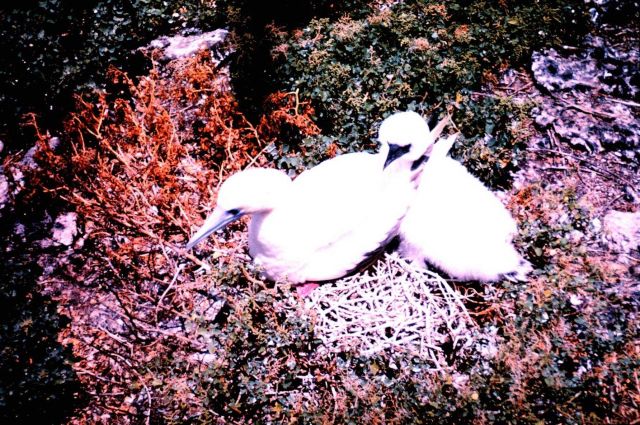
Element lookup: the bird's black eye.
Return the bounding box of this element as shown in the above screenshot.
[227,208,241,216]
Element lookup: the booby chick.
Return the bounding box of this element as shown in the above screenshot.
[398,133,532,282]
[186,111,446,285]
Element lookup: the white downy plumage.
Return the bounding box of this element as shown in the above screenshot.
[186,111,446,284]
[398,133,531,281]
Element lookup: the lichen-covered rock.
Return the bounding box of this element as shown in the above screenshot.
[602,210,640,256]
[587,0,640,27]
[51,212,78,247]
[531,33,639,159]
[531,48,600,93]
[532,35,638,100]
[146,29,230,61]
[533,96,639,156]
[0,171,9,212]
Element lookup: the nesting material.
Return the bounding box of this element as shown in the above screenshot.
[305,253,475,363]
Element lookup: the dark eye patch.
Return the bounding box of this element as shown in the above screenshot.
[384,143,412,168]
[227,208,241,216]
[389,143,411,156]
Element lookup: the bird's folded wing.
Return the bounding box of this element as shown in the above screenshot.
[284,156,414,280]
[289,151,385,246]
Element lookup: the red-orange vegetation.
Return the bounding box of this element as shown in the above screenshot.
[258,90,320,142]
[28,51,323,423]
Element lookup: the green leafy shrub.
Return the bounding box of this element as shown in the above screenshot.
[215,0,374,122]
[451,94,534,188]
[178,257,638,424]
[267,0,588,182]
[0,260,82,424]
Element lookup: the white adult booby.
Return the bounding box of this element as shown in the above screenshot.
[186,111,447,284]
[398,133,531,281]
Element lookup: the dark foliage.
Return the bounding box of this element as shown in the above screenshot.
[216,0,373,122]
[0,170,85,424]
[266,0,589,185]
[0,0,220,150]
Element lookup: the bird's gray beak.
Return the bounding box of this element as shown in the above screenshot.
[383,143,411,168]
[186,208,244,250]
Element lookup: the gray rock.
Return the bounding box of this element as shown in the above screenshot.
[0,172,8,211]
[586,0,640,27]
[624,185,639,204]
[533,43,638,100]
[538,99,639,155]
[21,145,38,168]
[531,42,640,158]
[602,210,640,255]
[146,29,230,61]
[51,212,78,246]
[591,217,602,233]
[534,108,556,127]
[569,137,595,152]
[532,49,600,93]
[21,136,62,168]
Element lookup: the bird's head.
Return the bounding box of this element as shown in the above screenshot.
[186,168,292,249]
[378,111,449,170]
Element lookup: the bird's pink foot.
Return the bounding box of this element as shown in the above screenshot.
[296,283,319,297]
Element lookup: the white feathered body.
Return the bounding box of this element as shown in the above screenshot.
[188,111,447,284]
[249,150,416,283]
[399,154,528,282]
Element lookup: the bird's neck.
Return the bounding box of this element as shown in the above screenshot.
[248,210,277,257]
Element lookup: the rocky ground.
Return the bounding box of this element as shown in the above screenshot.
[518,20,639,276]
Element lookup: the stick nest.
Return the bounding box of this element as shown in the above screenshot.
[306,253,475,364]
